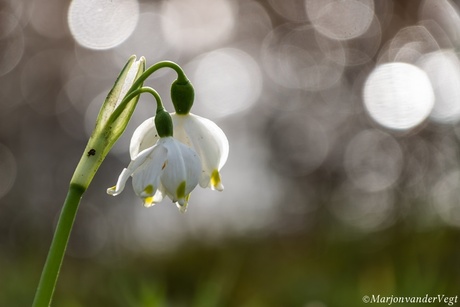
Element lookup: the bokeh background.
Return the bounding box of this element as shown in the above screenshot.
[1,0,460,306]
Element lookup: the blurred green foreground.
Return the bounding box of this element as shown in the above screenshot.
[1,220,459,307]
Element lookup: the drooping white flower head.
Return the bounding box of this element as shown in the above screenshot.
[107,136,201,212]
[130,113,229,191]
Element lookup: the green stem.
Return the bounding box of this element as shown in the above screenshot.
[128,61,189,96]
[33,68,170,306]
[32,183,86,307]
[33,86,164,306]
[109,87,163,127]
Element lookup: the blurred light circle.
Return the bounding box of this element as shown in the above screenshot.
[316,14,382,66]
[418,50,460,124]
[115,11,178,64]
[432,170,460,227]
[0,143,17,199]
[419,0,460,46]
[30,0,68,39]
[21,49,70,115]
[57,105,86,141]
[1,1,26,31]
[363,62,434,130]
[63,75,92,113]
[68,0,139,50]
[0,71,22,110]
[0,11,19,39]
[314,31,347,66]
[344,129,403,192]
[237,1,273,40]
[383,26,440,64]
[191,48,262,118]
[393,44,424,64]
[329,182,395,231]
[129,203,186,253]
[269,111,329,176]
[262,24,344,91]
[306,0,375,40]
[85,91,107,138]
[268,0,308,22]
[66,205,108,259]
[186,136,279,240]
[399,137,431,189]
[0,22,24,77]
[160,0,236,53]
[74,46,119,79]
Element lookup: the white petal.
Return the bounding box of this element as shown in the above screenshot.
[173,113,229,189]
[107,145,159,196]
[189,113,229,169]
[153,185,165,203]
[129,117,159,159]
[208,170,224,191]
[171,115,194,147]
[160,137,201,201]
[131,144,168,199]
[115,59,142,109]
[106,168,131,196]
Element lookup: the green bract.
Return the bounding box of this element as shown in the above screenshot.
[71,55,146,189]
[155,107,174,138]
[171,79,195,114]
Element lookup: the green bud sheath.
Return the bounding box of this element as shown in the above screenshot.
[171,79,195,114]
[155,108,174,137]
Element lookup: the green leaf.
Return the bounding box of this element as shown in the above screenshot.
[70,56,146,189]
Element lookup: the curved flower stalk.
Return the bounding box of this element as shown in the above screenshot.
[130,113,229,191]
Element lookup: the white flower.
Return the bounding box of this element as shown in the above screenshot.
[107,136,201,212]
[130,113,229,191]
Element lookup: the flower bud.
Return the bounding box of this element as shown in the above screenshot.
[155,108,173,137]
[71,56,145,189]
[171,79,194,114]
